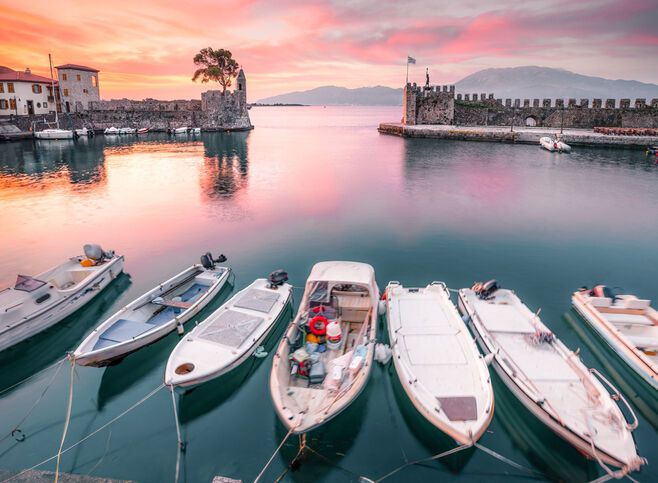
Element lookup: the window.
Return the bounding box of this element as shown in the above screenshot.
[43,101,48,108]
[76,74,81,81]
[9,98,16,110]
[83,88,88,94]
[36,102,41,108]
[63,88,69,96]
[0,83,3,93]
[32,84,42,94]
[91,76,97,87]
[0,99,7,110]
[7,83,14,93]
[62,73,67,81]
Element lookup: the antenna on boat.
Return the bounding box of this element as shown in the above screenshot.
[48,53,58,127]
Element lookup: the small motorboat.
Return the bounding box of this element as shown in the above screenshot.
[646,146,658,155]
[270,261,380,433]
[0,245,124,353]
[34,128,74,140]
[172,127,189,135]
[74,128,91,137]
[74,252,230,367]
[459,281,645,475]
[385,281,494,445]
[104,127,119,135]
[137,127,149,135]
[540,136,571,152]
[118,127,136,135]
[572,286,657,391]
[164,270,292,388]
[190,127,201,135]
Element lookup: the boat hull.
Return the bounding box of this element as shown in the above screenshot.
[0,256,125,353]
[74,266,231,367]
[572,294,658,392]
[457,291,639,470]
[35,130,74,140]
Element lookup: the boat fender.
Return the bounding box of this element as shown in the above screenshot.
[254,346,268,358]
[377,300,387,316]
[176,319,184,335]
[309,316,328,335]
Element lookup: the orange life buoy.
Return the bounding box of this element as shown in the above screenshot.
[309,315,328,335]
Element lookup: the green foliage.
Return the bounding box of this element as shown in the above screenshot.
[192,48,239,93]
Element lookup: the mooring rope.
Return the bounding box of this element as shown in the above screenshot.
[253,426,297,483]
[0,356,67,398]
[54,360,76,483]
[0,356,65,444]
[473,442,545,478]
[0,383,165,483]
[375,443,471,482]
[169,386,184,483]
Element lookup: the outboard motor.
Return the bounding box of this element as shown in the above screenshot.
[83,244,113,262]
[267,269,288,289]
[200,252,227,270]
[475,279,499,299]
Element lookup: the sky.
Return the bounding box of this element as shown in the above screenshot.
[1,0,657,101]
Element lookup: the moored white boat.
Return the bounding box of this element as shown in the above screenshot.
[190,127,201,135]
[137,127,149,134]
[0,245,124,353]
[74,252,230,367]
[104,127,119,135]
[75,127,91,137]
[540,136,571,152]
[35,128,74,140]
[270,261,379,434]
[118,127,136,135]
[164,271,292,388]
[572,286,658,391]
[385,281,494,445]
[459,281,645,475]
[172,127,188,134]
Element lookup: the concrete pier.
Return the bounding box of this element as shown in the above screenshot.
[378,123,658,149]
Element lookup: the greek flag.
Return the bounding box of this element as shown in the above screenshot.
[407,56,416,64]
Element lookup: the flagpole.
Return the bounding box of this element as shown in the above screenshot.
[406,57,409,85]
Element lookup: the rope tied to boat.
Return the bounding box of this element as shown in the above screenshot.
[374,443,472,482]
[54,356,76,483]
[253,425,298,483]
[0,383,165,483]
[0,355,67,398]
[0,356,66,444]
[169,385,185,483]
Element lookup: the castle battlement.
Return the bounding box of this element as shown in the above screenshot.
[404,79,658,128]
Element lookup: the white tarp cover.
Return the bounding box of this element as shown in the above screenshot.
[234,288,280,313]
[198,309,263,348]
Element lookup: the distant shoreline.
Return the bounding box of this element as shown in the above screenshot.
[250,103,308,107]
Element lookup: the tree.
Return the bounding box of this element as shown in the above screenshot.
[192,48,239,93]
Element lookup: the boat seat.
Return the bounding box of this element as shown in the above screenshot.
[603,313,654,326]
[626,334,658,349]
[589,297,612,308]
[179,283,209,303]
[93,319,154,350]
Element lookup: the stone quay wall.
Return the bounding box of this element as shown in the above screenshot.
[5,92,252,133]
[404,83,658,129]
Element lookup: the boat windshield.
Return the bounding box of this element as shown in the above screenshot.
[14,274,47,292]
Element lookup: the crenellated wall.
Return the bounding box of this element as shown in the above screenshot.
[403,84,658,128]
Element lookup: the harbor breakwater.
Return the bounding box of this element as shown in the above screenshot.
[378,122,658,149]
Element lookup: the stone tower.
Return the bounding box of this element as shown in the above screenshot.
[55,64,100,112]
[236,68,246,101]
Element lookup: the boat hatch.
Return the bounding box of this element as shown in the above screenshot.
[198,310,263,347]
[437,396,478,421]
[234,289,280,313]
[14,275,46,292]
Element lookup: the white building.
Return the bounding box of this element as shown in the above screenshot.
[56,64,100,112]
[0,65,57,116]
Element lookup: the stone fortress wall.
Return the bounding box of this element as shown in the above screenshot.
[404,83,658,128]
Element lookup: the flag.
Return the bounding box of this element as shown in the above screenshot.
[407,56,416,64]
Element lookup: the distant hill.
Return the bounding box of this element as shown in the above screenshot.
[455,66,658,101]
[256,85,402,106]
[256,66,658,105]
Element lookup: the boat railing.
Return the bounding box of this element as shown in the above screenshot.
[589,367,639,431]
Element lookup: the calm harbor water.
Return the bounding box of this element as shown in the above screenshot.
[0,106,657,482]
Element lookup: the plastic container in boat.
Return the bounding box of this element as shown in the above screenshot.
[326,321,342,349]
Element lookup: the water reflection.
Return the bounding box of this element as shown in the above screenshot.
[199,132,250,200]
[0,139,106,186]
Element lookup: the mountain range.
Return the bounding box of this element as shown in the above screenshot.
[255,66,658,105]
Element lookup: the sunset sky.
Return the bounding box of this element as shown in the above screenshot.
[1,0,657,101]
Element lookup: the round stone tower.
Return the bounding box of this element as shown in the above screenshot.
[237,68,246,99]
